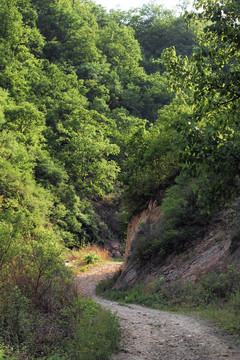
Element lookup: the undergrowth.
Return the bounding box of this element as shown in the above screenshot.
[0,226,120,360]
[69,300,121,360]
[96,266,240,337]
[64,244,111,273]
[0,296,121,360]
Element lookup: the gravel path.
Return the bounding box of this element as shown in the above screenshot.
[75,262,240,360]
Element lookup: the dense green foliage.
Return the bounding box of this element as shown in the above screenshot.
[0,0,195,247]
[116,3,196,72]
[1,0,240,356]
[162,0,240,209]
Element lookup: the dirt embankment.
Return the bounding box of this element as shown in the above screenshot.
[75,262,240,360]
[114,200,240,291]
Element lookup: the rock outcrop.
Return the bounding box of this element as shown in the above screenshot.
[114,201,161,289]
[114,201,240,290]
[123,200,161,270]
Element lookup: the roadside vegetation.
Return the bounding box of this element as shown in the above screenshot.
[0,237,121,359]
[96,266,240,337]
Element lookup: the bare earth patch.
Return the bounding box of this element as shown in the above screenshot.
[75,262,240,360]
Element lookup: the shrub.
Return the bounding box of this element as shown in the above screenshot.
[133,176,207,264]
[83,253,101,264]
[0,215,119,359]
[69,299,121,360]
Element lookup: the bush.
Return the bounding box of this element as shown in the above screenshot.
[83,253,101,264]
[0,216,119,359]
[133,176,207,264]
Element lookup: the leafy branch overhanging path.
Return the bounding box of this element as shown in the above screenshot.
[76,262,240,360]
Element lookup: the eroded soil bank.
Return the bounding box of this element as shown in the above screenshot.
[75,262,240,360]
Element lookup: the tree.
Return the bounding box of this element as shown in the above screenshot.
[162,0,240,208]
[33,0,100,64]
[115,2,196,73]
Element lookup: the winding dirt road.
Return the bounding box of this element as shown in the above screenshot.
[76,262,240,360]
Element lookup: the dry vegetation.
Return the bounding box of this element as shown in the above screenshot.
[64,245,111,273]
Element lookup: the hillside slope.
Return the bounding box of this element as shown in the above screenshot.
[114,200,240,290]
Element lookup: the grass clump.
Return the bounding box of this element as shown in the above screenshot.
[83,253,101,264]
[69,299,121,360]
[96,275,167,308]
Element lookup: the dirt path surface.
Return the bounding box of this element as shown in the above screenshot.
[76,262,240,360]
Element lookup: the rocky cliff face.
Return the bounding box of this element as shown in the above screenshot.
[122,200,161,271]
[114,201,240,290]
[114,201,161,289]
